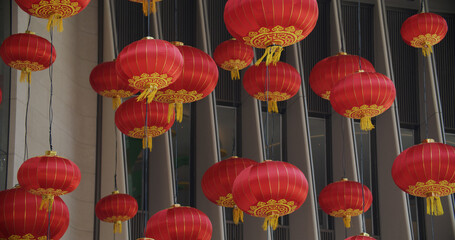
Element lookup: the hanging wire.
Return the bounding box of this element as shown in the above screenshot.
[341,117,346,178]
[147,0,151,37]
[26,15,32,32]
[109,0,120,57]
[142,102,149,235]
[420,0,425,13]
[48,28,54,151]
[230,76,237,157]
[171,122,179,204]
[357,0,362,70]
[23,83,30,162]
[423,55,429,139]
[265,65,270,160]
[114,126,119,191]
[47,207,51,240]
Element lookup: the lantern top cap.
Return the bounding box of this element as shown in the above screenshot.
[422,138,435,143]
[142,36,154,40]
[45,150,57,156]
[337,52,347,56]
[230,38,236,40]
[112,190,120,194]
[171,41,184,46]
[25,31,35,35]
[231,156,238,158]
[359,233,370,237]
[264,159,273,162]
[357,69,365,73]
[171,204,181,208]
[136,238,155,240]
[14,184,21,189]
[340,178,348,182]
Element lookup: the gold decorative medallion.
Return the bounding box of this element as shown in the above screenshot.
[411,34,442,49]
[254,91,291,102]
[9,60,45,72]
[248,199,297,218]
[321,90,331,100]
[155,89,204,104]
[28,187,68,196]
[344,104,385,119]
[330,208,363,217]
[221,59,249,71]
[243,25,305,49]
[30,0,81,18]
[100,89,135,98]
[128,73,174,90]
[407,180,455,197]
[104,216,132,223]
[5,234,46,240]
[128,126,166,138]
[216,193,236,208]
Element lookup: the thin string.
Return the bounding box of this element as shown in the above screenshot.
[48,28,54,151]
[359,130,367,233]
[423,55,429,139]
[420,0,425,13]
[23,83,30,162]
[142,102,149,235]
[430,214,435,240]
[147,0,151,37]
[114,126,119,191]
[172,123,179,204]
[231,76,237,157]
[357,0,362,70]
[271,110,275,160]
[174,0,178,40]
[109,0,119,57]
[265,65,270,160]
[341,117,346,178]
[47,207,51,240]
[337,0,345,53]
[344,226,348,238]
[26,15,32,32]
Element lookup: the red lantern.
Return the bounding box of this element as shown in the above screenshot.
[129,0,161,16]
[232,160,308,230]
[224,0,318,65]
[400,12,448,56]
[115,98,174,150]
[116,37,183,103]
[213,38,254,80]
[243,61,301,113]
[89,60,139,109]
[17,150,81,212]
[0,187,69,239]
[309,52,375,100]
[95,191,138,233]
[155,42,218,123]
[145,204,212,240]
[318,178,373,228]
[15,0,91,32]
[0,32,56,83]
[330,71,396,131]
[345,233,376,240]
[201,156,258,224]
[392,139,455,216]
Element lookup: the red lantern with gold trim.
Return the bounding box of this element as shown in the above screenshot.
[232,160,308,230]
[0,187,69,240]
[14,0,91,32]
[17,150,81,212]
[129,0,161,16]
[392,139,455,216]
[309,53,375,100]
[155,42,218,123]
[95,191,138,234]
[213,38,254,80]
[224,0,318,65]
[243,61,301,113]
[201,156,258,224]
[345,233,376,240]
[89,60,139,109]
[318,178,373,228]
[115,98,174,150]
[145,204,212,240]
[0,32,56,84]
[330,71,396,131]
[400,12,448,56]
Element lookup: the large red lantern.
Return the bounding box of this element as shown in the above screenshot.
[0,32,56,83]
[400,12,448,56]
[309,53,375,100]
[15,0,91,32]
[330,71,396,131]
[145,204,212,240]
[89,60,139,109]
[345,233,376,240]
[155,42,218,123]
[115,98,174,150]
[213,38,254,80]
[243,62,301,113]
[116,37,183,103]
[232,161,308,230]
[0,187,69,240]
[95,191,138,233]
[201,156,258,224]
[17,150,81,212]
[129,0,161,16]
[392,139,455,216]
[224,0,318,65]
[318,178,373,228]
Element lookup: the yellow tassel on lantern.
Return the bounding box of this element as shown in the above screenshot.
[231,68,240,80]
[343,215,352,228]
[113,96,122,110]
[137,83,158,103]
[20,68,32,83]
[114,221,122,233]
[255,46,283,66]
[360,116,375,131]
[40,194,55,212]
[168,103,175,123]
[142,136,153,150]
[140,0,161,16]
[262,215,279,231]
[422,43,433,57]
[176,102,183,123]
[267,100,278,113]
[47,13,64,32]
[233,206,244,224]
[426,194,444,216]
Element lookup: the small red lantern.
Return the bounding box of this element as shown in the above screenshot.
[116,37,183,103]
[0,32,56,83]
[392,139,455,216]
[318,178,373,228]
[401,12,448,56]
[15,0,91,32]
[330,71,396,131]
[0,187,69,239]
[232,161,308,230]
[89,60,139,109]
[17,150,81,212]
[155,42,218,123]
[224,0,318,65]
[96,191,138,233]
[345,233,376,240]
[213,38,254,80]
[145,204,212,240]
[115,98,174,150]
[201,156,258,224]
[243,62,301,113]
[129,0,161,16]
[309,52,375,100]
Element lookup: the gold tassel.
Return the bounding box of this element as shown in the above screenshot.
[168,103,175,123]
[360,116,375,131]
[141,0,159,16]
[267,100,278,113]
[47,14,63,32]
[272,47,283,65]
[427,195,444,216]
[343,215,352,228]
[231,68,240,80]
[114,221,122,233]
[422,43,433,57]
[262,215,279,231]
[113,96,122,110]
[148,135,153,150]
[176,102,183,123]
[20,68,31,83]
[40,194,55,212]
[233,206,244,224]
[255,46,283,66]
[137,84,158,103]
[142,137,146,149]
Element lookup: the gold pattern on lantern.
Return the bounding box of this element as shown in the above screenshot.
[411,34,442,56]
[128,126,166,138]
[407,179,455,197]
[155,89,204,103]
[330,208,363,218]
[4,234,46,240]
[221,59,249,71]
[248,199,297,217]
[321,90,331,100]
[344,104,385,119]
[128,73,174,90]
[254,91,291,102]
[9,60,45,72]
[30,0,81,18]
[243,26,305,49]
[100,89,135,98]
[216,193,236,208]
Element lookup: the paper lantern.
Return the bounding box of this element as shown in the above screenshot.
[116,37,183,103]
[89,60,139,109]
[213,38,254,80]
[330,71,396,131]
[243,61,301,113]
[95,191,138,233]
[309,52,375,100]
[224,0,318,65]
[129,0,161,16]
[232,160,308,230]
[392,139,455,216]
[145,204,212,240]
[155,42,218,122]
[17,150,81,212]
[318,178,372,228]
[0,187,69,240]
[401,12,448,56]
[201,156,258,224]
[14,0,91,32]
[115,98,174,150]
[0,32,56,83]
[345,233,376,240]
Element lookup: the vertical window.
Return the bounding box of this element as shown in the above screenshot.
[217,105,239,160]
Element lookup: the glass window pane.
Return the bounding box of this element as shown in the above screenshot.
[446,133,455,147]
[216,105,238,159]
[262,110,282,161]
[401,128,416,150]
[0,1,10,191]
